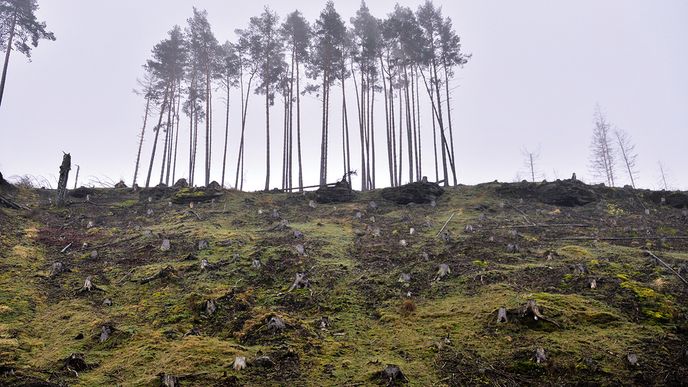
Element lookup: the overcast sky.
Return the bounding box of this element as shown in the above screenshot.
[1,0,686,190]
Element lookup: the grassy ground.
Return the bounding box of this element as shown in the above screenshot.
[0,182,687,386]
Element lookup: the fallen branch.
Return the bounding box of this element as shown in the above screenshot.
[546,236,688,242]
[0,194,27,210]
[436,212,456,238]
[60,242,73,253]
[117,268,136,284]
[645,250,688,286]
[186,210,203,221]
[505,202,535,226]
[486,223,591,230]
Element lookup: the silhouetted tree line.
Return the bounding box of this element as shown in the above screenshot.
[132,1,470,191]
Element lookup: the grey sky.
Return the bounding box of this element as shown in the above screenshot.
[1,0,686,190]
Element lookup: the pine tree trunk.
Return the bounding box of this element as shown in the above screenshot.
[133,91,152,186]
[159,84,174,185]
[264,71,271,192]
[443,63,458,185]
[296,59,304,191]
[0,12,17,108]
[352,62,366,191]
[171,87,181,184]
[221,78,230,188]
[404,66,413,184]
[205,69,211,186]
[380,57,393,187]
[145,86,170,188]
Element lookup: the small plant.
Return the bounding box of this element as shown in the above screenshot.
[400,299,416,316]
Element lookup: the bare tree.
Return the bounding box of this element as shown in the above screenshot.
[521,147,542,183]
[614,129,639,189]
[657,161,670,191]
[589,105,616,187]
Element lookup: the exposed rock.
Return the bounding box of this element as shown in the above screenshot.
[267,316,286,331]
[70,186,95,199]
[497,179,598,207]
[315,179,355,203]
[648,191,688,209]
[64,353,90,373]
[173,178,189,188]
[374,364,406,385]
[171,188,222,204]
[381,181,444,205]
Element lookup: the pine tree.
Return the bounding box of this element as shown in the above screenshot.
[0,0,55,108]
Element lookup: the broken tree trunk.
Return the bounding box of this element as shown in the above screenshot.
[0,194,26,210]
[56,153,71,207]
[233,356,247,371]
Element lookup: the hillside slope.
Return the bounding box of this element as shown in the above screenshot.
[1,181,687,386]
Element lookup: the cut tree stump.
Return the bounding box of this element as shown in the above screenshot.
[160,373,179,387]
[521,299,560,327]
[288,272,310,293]
[77,276,102,293]
[233,356,247,371]
[497,307,508,323]
[99,325,113,342]
[434,264,451,281]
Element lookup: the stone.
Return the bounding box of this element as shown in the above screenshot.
[381,181,444,205]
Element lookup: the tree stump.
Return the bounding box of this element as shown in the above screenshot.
[288,272,310,292]
[233,356,247,371]
[99,325,113,342]
[160,373,179,387]
[434,264,451,281]
[55,153,71,207]
[535,347,547,363]
[497,307,508,323]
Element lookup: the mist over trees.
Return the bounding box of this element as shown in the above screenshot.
[131,1,470,191]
